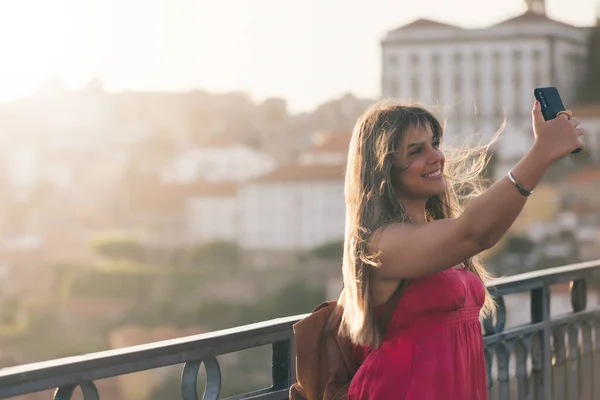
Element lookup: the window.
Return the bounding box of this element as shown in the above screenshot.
[513,50,523,114]
[473,52,481,105]
[493,51,502,115]
[454,53,462,101]
[431,53,440,102]
[410,54,420,100]
[389,78,399,98]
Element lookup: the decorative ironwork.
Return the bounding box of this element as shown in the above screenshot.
[0,260,600,400]
[181,357,221,400]
[54,382,99,400]
[483,295,506,335]
[570,278,587,312]
[513,337,529,399]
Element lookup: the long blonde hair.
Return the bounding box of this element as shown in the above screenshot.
[336,101,499,349]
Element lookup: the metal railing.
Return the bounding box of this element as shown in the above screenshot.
[1,260,600,400]
[483,259,600,400]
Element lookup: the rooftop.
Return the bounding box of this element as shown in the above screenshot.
[309,131,352,154]
[564,167,600,185]
[251,164,344,183]
[570,103,600,118]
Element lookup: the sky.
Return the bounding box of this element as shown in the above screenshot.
[0,0,597,114]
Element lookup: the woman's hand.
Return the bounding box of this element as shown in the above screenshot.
[531,100,585,163]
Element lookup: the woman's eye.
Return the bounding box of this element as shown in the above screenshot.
[432,140,440,148]
[410,148,421,155]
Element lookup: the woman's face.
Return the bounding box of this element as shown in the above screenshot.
[393,123,446,202]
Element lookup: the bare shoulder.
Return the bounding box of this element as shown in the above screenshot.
[370,219,486,280]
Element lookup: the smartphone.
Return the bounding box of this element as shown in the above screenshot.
[533,86,581,154]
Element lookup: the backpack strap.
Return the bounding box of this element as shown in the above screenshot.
[376,279,410,338]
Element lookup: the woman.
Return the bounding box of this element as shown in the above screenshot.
[336,100,584,399]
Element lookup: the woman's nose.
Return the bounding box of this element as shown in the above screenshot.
[427,148,442,163]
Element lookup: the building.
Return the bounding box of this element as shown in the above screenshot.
[239,164,345,267]
[298,131,351,165]
[185,181,238,244]
[381,0,592,178]
[570,103,600,161]
[162,140,277,184]
[129,180,240,249]
[237,132,349,267]
[560,166,600,209]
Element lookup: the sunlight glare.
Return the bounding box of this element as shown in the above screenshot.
[0,0,86,101]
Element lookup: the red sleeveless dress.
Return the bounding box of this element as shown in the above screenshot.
[348,265,488,400]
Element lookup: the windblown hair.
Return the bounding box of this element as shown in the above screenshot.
[335,100,500,349]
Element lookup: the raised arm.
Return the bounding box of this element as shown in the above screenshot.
[373,102,585,280]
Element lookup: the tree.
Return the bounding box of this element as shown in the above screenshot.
[309,239,344,260]
[91,235,146,263]
[188,240,240,269]
[481,148,499,182]
[504,235,535,254]
[533,256,570,271]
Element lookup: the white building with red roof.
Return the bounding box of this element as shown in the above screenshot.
[131,180,240,247]
[298,131,352,165]
[186,181,239,244]
[162,138,277,184]
[238,132,348,265]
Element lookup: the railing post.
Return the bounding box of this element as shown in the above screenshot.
[272,339,292,391]
[531,285,552,400]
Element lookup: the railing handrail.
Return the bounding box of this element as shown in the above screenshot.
[1,259,600,398]
[485,259,600,295]
[0,315,301,389]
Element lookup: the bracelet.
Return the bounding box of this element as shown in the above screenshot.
[507,171,533,197]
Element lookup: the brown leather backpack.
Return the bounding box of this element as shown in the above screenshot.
[289,280,408,400]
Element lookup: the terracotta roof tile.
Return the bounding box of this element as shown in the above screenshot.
[252,164,345,183]
[493,11,575,28]
[65,298,132,319]
[187,181,237,197]
[0,248,47,267]
[309,132,352,154]
[564,167,600,185]
[570,103,600,118]
[564,203,599,213]
[132,185,187,214]
[393,18,461,31]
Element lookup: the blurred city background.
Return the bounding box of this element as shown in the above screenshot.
[1,0,600,398]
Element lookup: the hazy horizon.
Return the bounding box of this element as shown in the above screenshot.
[0,0,596,114]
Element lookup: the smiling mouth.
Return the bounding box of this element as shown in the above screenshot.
[422,169,442,179]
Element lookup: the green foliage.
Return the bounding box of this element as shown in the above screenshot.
[504,235,535,254]
[0,297,19,324]
[309,239,344,260]
[533,256,571,271]
[189,240,240,268]
[181,279,324,330]
[481,149,498,181]
[117,278,325,332]
[233,279,325,325]
[149,376,184,400]
[91,235,146,263]
[69,269,157,301]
